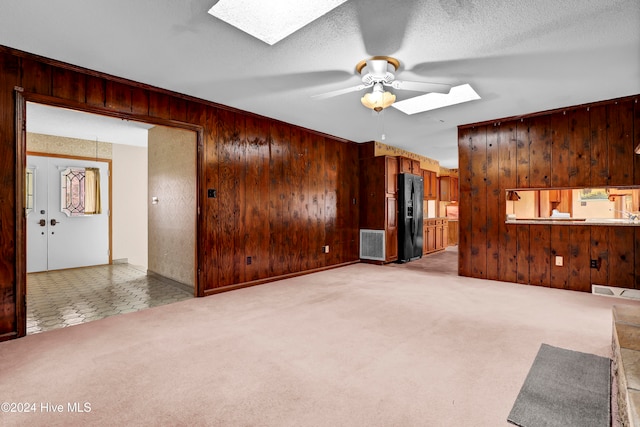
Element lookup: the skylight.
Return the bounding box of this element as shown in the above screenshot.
[391,84,481,115]
[208,0,348,45]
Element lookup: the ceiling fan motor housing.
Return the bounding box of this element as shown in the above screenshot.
[357,56,399,86]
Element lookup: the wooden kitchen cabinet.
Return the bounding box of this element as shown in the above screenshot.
[423,218,449,255]
[422,169,437,200]
[399,157,421,175]
[359,155,399,263]
[440,176,459,202]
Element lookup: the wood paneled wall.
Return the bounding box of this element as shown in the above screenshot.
[0,46,359,341]
[458,95,640,292]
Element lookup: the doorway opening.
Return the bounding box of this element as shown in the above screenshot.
[21,101,200,335]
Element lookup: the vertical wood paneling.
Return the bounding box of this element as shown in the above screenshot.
[149,92,171,119]
[608,100,634,185]
[288,127,305,273]
[324,138,338,265]
[130,87,149,116]
[2,48,365,340]
[298,130,312,270]
[52,67,85,102]
[244,115,270,281]
[608,227,634,288]
[551,111,570,187]
[470,126,487,278]
[0,52,19,337]
[170,97,188,122]
[268,122,286,275]
[516,119,530,188]
[458,127,473,276]
[569,226,591,292]
[568,107,591,187]
[498,123,518,282]
[217,109,239,287]
[233,114,247,283]
[589,226,609,285]
[20,58,51,94]
[485,125,499,280]
[590,105,608,186]
[201,106,219,291]
[528,115,552,188]
[308,134,325,269]
[348,143,360,260]
[105,81,132,113]
[516,225,530,284]
[85,76,105,107]
[550,226,570,289]
[529,225,550,286]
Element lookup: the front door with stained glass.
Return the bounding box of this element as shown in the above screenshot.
[26,155,109,273]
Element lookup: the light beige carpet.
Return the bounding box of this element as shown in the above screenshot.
[1,258,637,426]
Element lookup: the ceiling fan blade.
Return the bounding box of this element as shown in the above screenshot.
[389,80,451,94]
[312,84,369,100]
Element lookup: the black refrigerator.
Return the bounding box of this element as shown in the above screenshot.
[397,173,424,263]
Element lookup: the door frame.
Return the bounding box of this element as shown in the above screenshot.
[26,152,113,272]
[15,88,205,338]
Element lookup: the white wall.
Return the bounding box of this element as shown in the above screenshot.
[112,144,148,267]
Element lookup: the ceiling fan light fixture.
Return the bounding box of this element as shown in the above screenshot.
[391,84,481,115]
[361,83,396,112]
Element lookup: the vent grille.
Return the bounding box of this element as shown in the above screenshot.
[360,229,385,261]
[592,285,640,300]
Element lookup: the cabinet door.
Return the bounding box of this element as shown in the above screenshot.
[399,157,412,173]
[440,177,450,201]
[426,226,435,252]
[422,169,429,200]
[411,159,421,174]
[385,156,398,194]
[435,225,444,250]
[423,223,429,255]
[443,224,449,248]
[385,196,397,261]
[451,177,459,201]
[430,172,438,199]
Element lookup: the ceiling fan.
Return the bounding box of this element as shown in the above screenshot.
[312,56,480,114]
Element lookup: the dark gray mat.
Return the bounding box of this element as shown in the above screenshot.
[507,343,611,427]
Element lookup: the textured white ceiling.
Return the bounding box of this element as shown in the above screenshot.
[1,0,639,167]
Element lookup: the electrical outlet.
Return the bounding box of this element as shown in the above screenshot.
[590,259,598,269]
[555,256,563,266]
[322,245,329,253]
[246,256,252,265]
[207,188,217,198]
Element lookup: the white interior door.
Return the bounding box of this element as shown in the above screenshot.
[27,155,110,273]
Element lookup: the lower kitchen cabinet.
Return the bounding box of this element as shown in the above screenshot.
[423,218,449,255]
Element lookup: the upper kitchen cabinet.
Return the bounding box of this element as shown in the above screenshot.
[399,156,421,175]
[440,176,459,202]
[422,169,437,200]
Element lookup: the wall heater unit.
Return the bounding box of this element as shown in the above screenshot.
[360,229,385,261]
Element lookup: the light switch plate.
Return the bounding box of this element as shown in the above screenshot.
[555,256,563,266]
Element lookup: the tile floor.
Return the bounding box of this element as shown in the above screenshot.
[27,264,193,335]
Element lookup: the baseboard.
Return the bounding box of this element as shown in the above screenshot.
[146,270,194,294]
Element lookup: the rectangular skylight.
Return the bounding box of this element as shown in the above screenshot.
[391,84,481,115]
[208,0,348,45]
